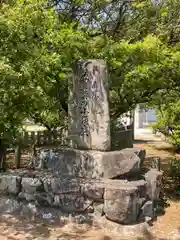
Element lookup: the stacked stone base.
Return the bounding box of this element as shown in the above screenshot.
[0,167,162,226]
[0,147,163,231]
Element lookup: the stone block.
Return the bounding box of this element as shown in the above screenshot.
[138,197,146,208]
[0,196,23,214]
[68,59,111,151]
[0,174,21,195]
[43,177,81,194]
[51,178,81,194]
[144,169,163,200]
[21,177,43,194]
[21,202,38,219]
[104,183,139,224]
[100,150,141,179]
[140,200,154,219]
[103,179,147,224]
[98,217,152,239]
[104,179,147,198]
[93,202,104,217]
[81,180,104,201]
[53,194,92,213]
[122,148,146,167]
[35,148,142,179]
[18,192,35,201]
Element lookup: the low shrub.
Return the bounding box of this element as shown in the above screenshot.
[169,157,180,182]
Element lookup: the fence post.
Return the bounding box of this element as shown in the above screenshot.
[0,147,6,170]
[15,138,22,169]
[32,143,37,157]
[37,131,40,146]
[130,110,135,141]
[0,138,7,170]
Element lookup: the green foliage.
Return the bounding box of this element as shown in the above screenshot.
[1,0,180,137]
[165,101,180,148]
[153,101,180,148]
[169,158,180,182]
[105,35,180,118]
[0,0,91,136]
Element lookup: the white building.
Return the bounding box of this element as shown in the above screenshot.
[134,105,157,129]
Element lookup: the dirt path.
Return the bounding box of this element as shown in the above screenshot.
[1,131,180,239]
[134,131,180,238]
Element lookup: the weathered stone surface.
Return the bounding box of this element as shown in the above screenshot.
[18,192,35,201]
[82,180,104,200]
[140,201,154,219]
[0,196,95,225]
[104,179,147,197]
[18,191,53,206]
[104,184,139,224]
[144,169,163,200]
[68,59,111,151]
[130,180,147,198]
[51,178,81,194]
[100,150,141,179]
[122,148,146,167]
[35,148,142,178]
[0,196,23,214]
[21,202,38,219]
[0,169,163,226]
[0,174,21,195]
[97,216,152,239]
[43,177,82,195]
[53,194,92,213]
[93,203,104,217]
[138,197,146,208]
[21,178,43,193]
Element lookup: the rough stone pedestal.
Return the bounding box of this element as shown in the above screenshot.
[35,147,145,179]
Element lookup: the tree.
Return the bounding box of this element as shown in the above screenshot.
[152,100,180,149]
[0,0,91,134]
[50,0,180,117]
[0,0,180,134]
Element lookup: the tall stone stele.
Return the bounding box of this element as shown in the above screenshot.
[68,60,111,151]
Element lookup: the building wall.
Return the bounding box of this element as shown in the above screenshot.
[134,105,156,129]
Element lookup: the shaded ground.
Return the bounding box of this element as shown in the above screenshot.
[0,214,151,240]
[2,129,180,239]
[134,129,180,238]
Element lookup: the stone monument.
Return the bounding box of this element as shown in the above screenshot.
[68,60,111,151]
[19,59,164,228]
